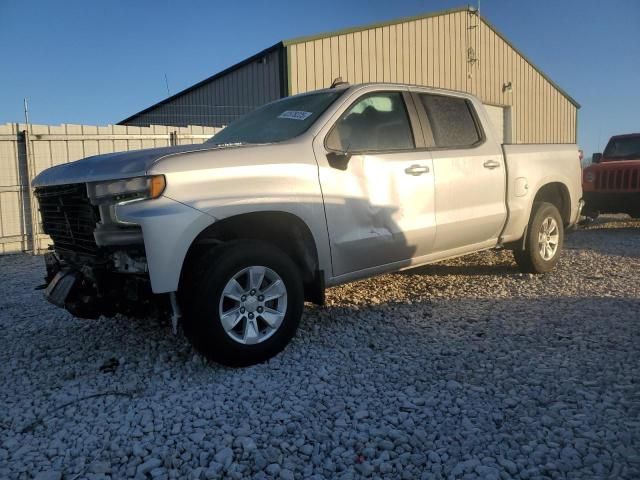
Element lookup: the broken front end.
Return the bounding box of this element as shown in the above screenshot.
[35,178,168,319]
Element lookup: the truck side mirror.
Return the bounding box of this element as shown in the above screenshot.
[326,151,352,171]
[325,127,352,170]
[592,153,602,163]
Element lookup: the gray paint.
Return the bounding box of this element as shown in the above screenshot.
[122,48,283,128]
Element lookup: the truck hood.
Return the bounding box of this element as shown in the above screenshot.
[32,143,221,187]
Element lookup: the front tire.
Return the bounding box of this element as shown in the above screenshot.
[513,202,564,274]
[183,240,304,367]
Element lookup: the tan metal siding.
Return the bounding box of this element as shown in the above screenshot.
[287,10,576,144]
[124,49,282,128]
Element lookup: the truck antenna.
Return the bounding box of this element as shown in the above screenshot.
[164,74,171,96]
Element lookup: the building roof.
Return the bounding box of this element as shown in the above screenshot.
[120,5,578,124]
[119,42,284,125]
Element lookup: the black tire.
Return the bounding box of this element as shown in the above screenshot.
[181,240,304,367]
[513,202,564,274]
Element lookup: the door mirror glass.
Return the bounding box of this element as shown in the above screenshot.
[592,153,602,163]
[325,128,345,152]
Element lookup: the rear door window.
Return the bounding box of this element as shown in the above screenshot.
[326,92,415,153]
[419,93,482,148]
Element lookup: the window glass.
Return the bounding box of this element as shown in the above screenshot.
[419,94,481,148]
[327,92,414,152]
[207,90,344,145]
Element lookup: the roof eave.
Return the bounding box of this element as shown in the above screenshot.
[478,16,580,109]
[281,6,469,47]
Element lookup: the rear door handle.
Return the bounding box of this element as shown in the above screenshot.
[404,164,430,176]
[483,159,501,169]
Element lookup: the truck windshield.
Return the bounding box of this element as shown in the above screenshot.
[603,136,640,160]
[207,90,345,146]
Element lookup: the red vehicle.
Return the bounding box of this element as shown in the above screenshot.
[582,133,640,218]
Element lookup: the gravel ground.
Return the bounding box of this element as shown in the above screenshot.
[1,215,638,480]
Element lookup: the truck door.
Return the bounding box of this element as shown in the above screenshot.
[314,90,436,278]
[412,92,506,252]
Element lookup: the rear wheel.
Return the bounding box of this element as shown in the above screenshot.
[182,240,304,367]
[513,202,564,274]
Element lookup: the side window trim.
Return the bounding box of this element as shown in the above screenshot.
[402,91,426,149]
[410,91,436,148]
[410,91,486,151]
[324,90,420,154]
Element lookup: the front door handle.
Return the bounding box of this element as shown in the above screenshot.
[404,164,430,176]
[483,159,501,169]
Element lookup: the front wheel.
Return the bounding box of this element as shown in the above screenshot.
[513,202,564,274]
[182,240,304,367]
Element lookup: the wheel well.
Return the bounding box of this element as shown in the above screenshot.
[182,211,323,303]
[533,182,571,225]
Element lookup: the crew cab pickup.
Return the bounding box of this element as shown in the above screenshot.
[582,133,640,219]
[32,83,583,366]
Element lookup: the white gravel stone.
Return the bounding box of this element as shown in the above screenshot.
[0,215,638,479]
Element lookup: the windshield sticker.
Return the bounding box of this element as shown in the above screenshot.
[278,110,313,121]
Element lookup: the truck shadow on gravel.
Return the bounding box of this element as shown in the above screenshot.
[397,261,517,277]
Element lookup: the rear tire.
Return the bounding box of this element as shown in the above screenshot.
[513,202,564,274]
[182,240,304,367]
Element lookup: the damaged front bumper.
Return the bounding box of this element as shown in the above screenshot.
[35,181,215,319]
[41,248,162,320]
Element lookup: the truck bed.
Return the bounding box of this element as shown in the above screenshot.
[501,143,582,243]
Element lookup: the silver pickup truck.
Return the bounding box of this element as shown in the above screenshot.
[32,83,583,366]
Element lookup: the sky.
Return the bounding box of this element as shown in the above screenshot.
[1,0,638,157]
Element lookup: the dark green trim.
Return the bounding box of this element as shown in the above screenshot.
[278,45,288,98]
[286,46,292,96]
[281,6,468,46]
[119,42,284,125]
[479,16,580,109]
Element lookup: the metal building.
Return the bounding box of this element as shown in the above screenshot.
[120,6,579,145]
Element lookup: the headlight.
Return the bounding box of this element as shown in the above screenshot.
[88,175,166,204]
[584,171,595,183]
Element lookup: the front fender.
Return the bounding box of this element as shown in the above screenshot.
[116,197,216,293]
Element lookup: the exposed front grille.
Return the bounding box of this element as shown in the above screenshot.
[35,183,100,254]
[594,167,640,191]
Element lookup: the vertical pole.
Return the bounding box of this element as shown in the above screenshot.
[16,123,30,252]
[22,98,39,254]
[22,128,39,254]
[23,98,30,126]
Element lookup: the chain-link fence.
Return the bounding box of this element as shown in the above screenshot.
[0,122,221,255]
